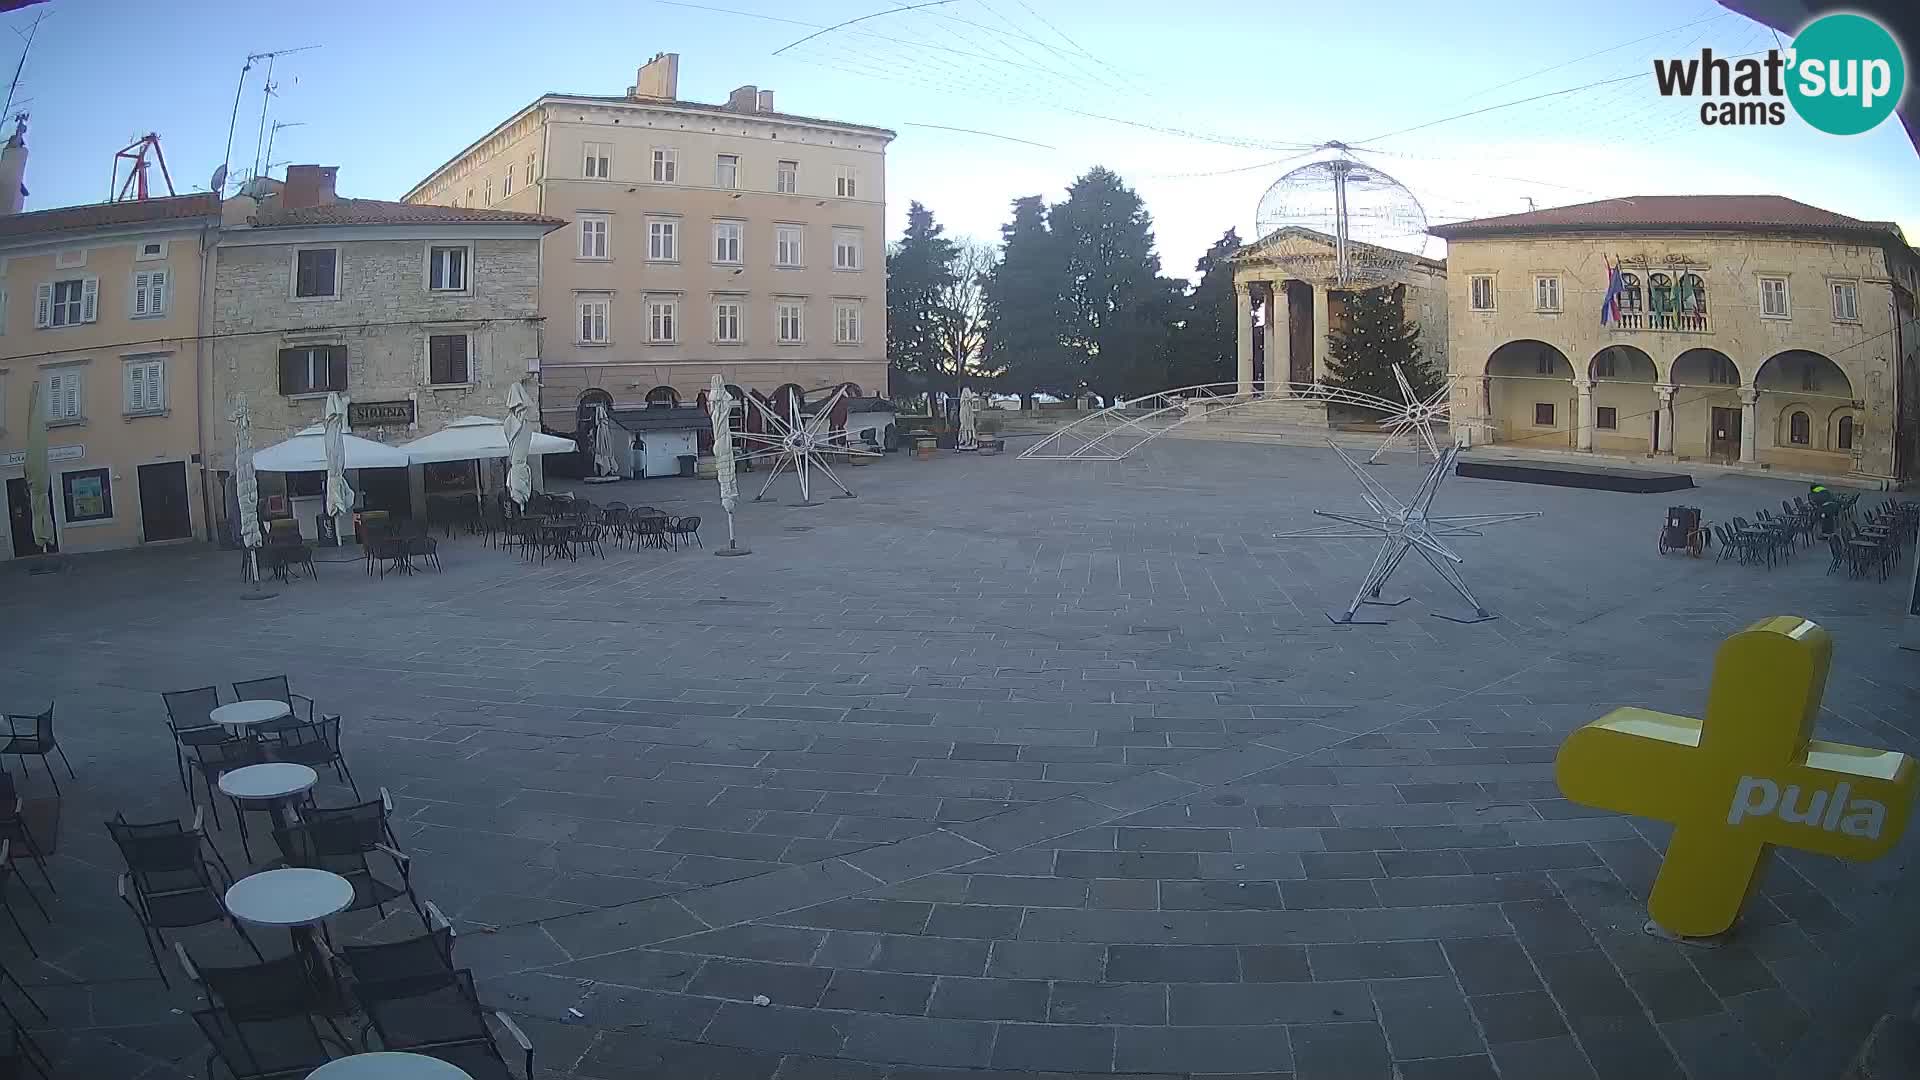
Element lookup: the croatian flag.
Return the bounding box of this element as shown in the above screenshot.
[1599,257,1624,326]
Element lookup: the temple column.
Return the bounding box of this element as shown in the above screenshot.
[1262,283,1285,396]
[1311,285,1331,383]
[1235,282,1256,397]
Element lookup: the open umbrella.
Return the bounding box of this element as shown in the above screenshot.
[23,380,52,553]
[709,374,747,556]
[231,393,264,586]
[504,381,533,510]
[322,391,353,543]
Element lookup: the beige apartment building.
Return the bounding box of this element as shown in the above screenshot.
[404,53,894,431]
[1432,196,1920,483]
[0,121,221,559]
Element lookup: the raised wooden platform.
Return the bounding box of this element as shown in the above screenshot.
[1456,457,1694,493]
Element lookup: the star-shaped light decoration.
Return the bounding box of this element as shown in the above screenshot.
[1368,364,1453,463]
[737,384,883,506]
[1275,441,1542,624]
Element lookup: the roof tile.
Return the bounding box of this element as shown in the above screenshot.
[1430,195,1901,240]
[247,197,562,229]
[0,193,218,241]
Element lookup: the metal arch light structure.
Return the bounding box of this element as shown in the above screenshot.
[737,384,882,505]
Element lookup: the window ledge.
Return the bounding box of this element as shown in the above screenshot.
[123,409,169,420]
[575,257,613,264]
[1534,309,1561,315]
[46,417,86,429]
[713,340,744,347]
[130,312,169,320]
[1760,313,1792,321]
[776,341,806,347]
[39,323,92,331]
[576,341,612,348]
[835,342,863,348]
[426,289,473,298]
[1833,319,1862,326]
[285,392,342,402]
[61,517,114,529]
[290,294,340,303]
[645,341,679,347]
[774,265,805,271]
[425,383,473,392]
[833,266,864,273]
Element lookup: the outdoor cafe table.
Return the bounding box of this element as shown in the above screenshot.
[226,867,354,1010]
[210,699,291,735]
[217,762,318,827]
[307,1052,476,1079]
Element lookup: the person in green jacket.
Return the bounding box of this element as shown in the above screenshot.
[1809,483,1838,537]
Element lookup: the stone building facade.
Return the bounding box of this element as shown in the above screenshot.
[207,166,560,525]
[401,52,893,430]
[1432,196,1920,483]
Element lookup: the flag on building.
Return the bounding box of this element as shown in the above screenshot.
[1599,257,1624,326]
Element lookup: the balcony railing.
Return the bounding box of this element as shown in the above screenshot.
[1612,310,1711,333]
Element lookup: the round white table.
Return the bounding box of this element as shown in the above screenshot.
[210,699,291,731]
[306,1052,475,1080]
[217,762,318,826]
[227,868,356,1015]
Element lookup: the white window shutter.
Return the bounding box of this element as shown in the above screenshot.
[150,270,167,314]
[133,274,149,316]
[125,364,143,411]
[150,363,165,409]
[34,283,51,328]
[80,277,99,323]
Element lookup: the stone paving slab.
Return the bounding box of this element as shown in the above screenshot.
[0,439,1915,1078]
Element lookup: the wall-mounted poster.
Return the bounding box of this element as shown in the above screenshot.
[61,468,113,523]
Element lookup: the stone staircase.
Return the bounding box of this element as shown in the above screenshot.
[1164,395,1332,444]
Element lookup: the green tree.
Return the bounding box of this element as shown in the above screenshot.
[982,195,1063,402]
[1323,285,1440,403]
[886,201,957,401]
[1048,167,1178,402]
[1167,228,1242,389]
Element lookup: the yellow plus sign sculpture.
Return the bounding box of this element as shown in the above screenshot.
[1555,616,1916,939]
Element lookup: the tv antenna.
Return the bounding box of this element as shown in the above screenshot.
[262,120,304,178]
[1,10,47,124]
[218,45,317,195]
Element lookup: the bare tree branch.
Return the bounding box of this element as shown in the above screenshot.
[934,238,999,389]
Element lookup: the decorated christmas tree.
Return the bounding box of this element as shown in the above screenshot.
[1324,285,1441,402]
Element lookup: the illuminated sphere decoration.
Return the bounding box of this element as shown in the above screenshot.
[1254,155,1428,288]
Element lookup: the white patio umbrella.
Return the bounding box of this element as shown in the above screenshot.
[593,402,624,479]
[709,374,747,556]
[253,426,410,471]
[23,380,53,554]
[504,382,533,510]
[322,391,353,543]
[957,388,979,451]
[398,416,575,463]
[231,394,264,587]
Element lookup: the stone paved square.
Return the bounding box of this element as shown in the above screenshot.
[1,438,1914,1079]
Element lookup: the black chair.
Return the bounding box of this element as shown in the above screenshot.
[107,812,260,986]
[0,775,51,896]
[186,736,268,838]
[0,845,43,959]
[230,676,314,732]
[190,1007,331,1080]
[666,515,702,549]
[272,798,423,924]
[354,969,533,1080]
[0,707,71,797]
[163,687,233,798]
[0,1020,51,1080]
[406,534,442,572]
[262,715,358,799]
[335,901,457,985]
[175,944,336,1024]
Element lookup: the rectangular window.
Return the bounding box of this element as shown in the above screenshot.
[1533,402,1555,427]
[1596,406,1617,430]
[776,160,797,194]
[647,219,678,261]
[713,221,743,264]
[61,467,112,524]
[124,356,166,414]
[1469,275,1495,311]
[132,269,169,317]
[578,216,608,259]
[713,301,742,343]
[775,225,803,268]
[1832,281,1858,322]
[428,334,470,385]
[578,297,610,343]
[652,147,677,183]
[427,245,468,292]
[277,345,348,396]
[484,177,493,205]
[835,300,862,344]
[37,278,97,327]
[716,154,739,189]
[1760,276,1790,317]
[45,370,82,420]
[136,240,166,261]
[776,301,803,343]
[648,298,678,343]
[833,228,862,271]
[525,151,536,186]
[293,249,338,298]
[1534,275,1561,312]
[583,142,611,179]
[502,170,512,197]
[835,165,857,198]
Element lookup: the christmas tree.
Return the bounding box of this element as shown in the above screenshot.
[1323,285,1441,402]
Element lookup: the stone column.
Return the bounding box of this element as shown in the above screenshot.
[1311,285,1331,384]
[1574,378,1595,452]
[1654,384,1675,454]
[1235,282,1256,397]
[1263,284,1286,396]
[1739,386,1759,463]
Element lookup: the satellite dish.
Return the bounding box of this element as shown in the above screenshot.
[209,164,228,193]
[1254,155,1428,288]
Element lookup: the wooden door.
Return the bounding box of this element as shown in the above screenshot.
[1710,406,1741,461]
[137,462,193,542]
[6,477,54,556]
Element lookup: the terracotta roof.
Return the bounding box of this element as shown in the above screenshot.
[0,193,218,242]
[563,93,895,138]
[247,198,563,230]
[1430,195,1902,240]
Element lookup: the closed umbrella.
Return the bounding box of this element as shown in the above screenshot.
[709,374,747,556]
[504,381,533,510]
[322,391,353,543]
[23,380,52,553]
[231,394,264,587]
[593,402,623,479]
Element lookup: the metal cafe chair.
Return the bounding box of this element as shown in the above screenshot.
[354,969,534,1080]
[190,1007,332,1080]
[262,715,359,800]
[332,900,458,985]
[272,798,424,926]
[175,944,342,1029]
[0,774,51,896]
[186,736,268,842]
[665,514,703,550]
[0,706,73,797]
[107,811,261,987]
[230,676,315,732]
[163,686,233,798]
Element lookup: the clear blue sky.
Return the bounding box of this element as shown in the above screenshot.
[14,0,1919,278]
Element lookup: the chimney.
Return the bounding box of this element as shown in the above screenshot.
[632,52,680,100]
[756,89,775,113]
[726,85,759,112]
[0,116,27,216]
[281,165,337,210]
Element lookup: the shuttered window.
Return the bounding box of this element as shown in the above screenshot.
[278,345,348,396]
[45,370,82,420]
[36,278,97,327]
[132,269,168,317]
[124,357,167,414]
[428,335,470,385]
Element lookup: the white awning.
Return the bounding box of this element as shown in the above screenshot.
[253,425,411,471]
[397,415,577,464]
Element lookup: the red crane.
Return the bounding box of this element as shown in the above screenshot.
[110,133,177,201]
